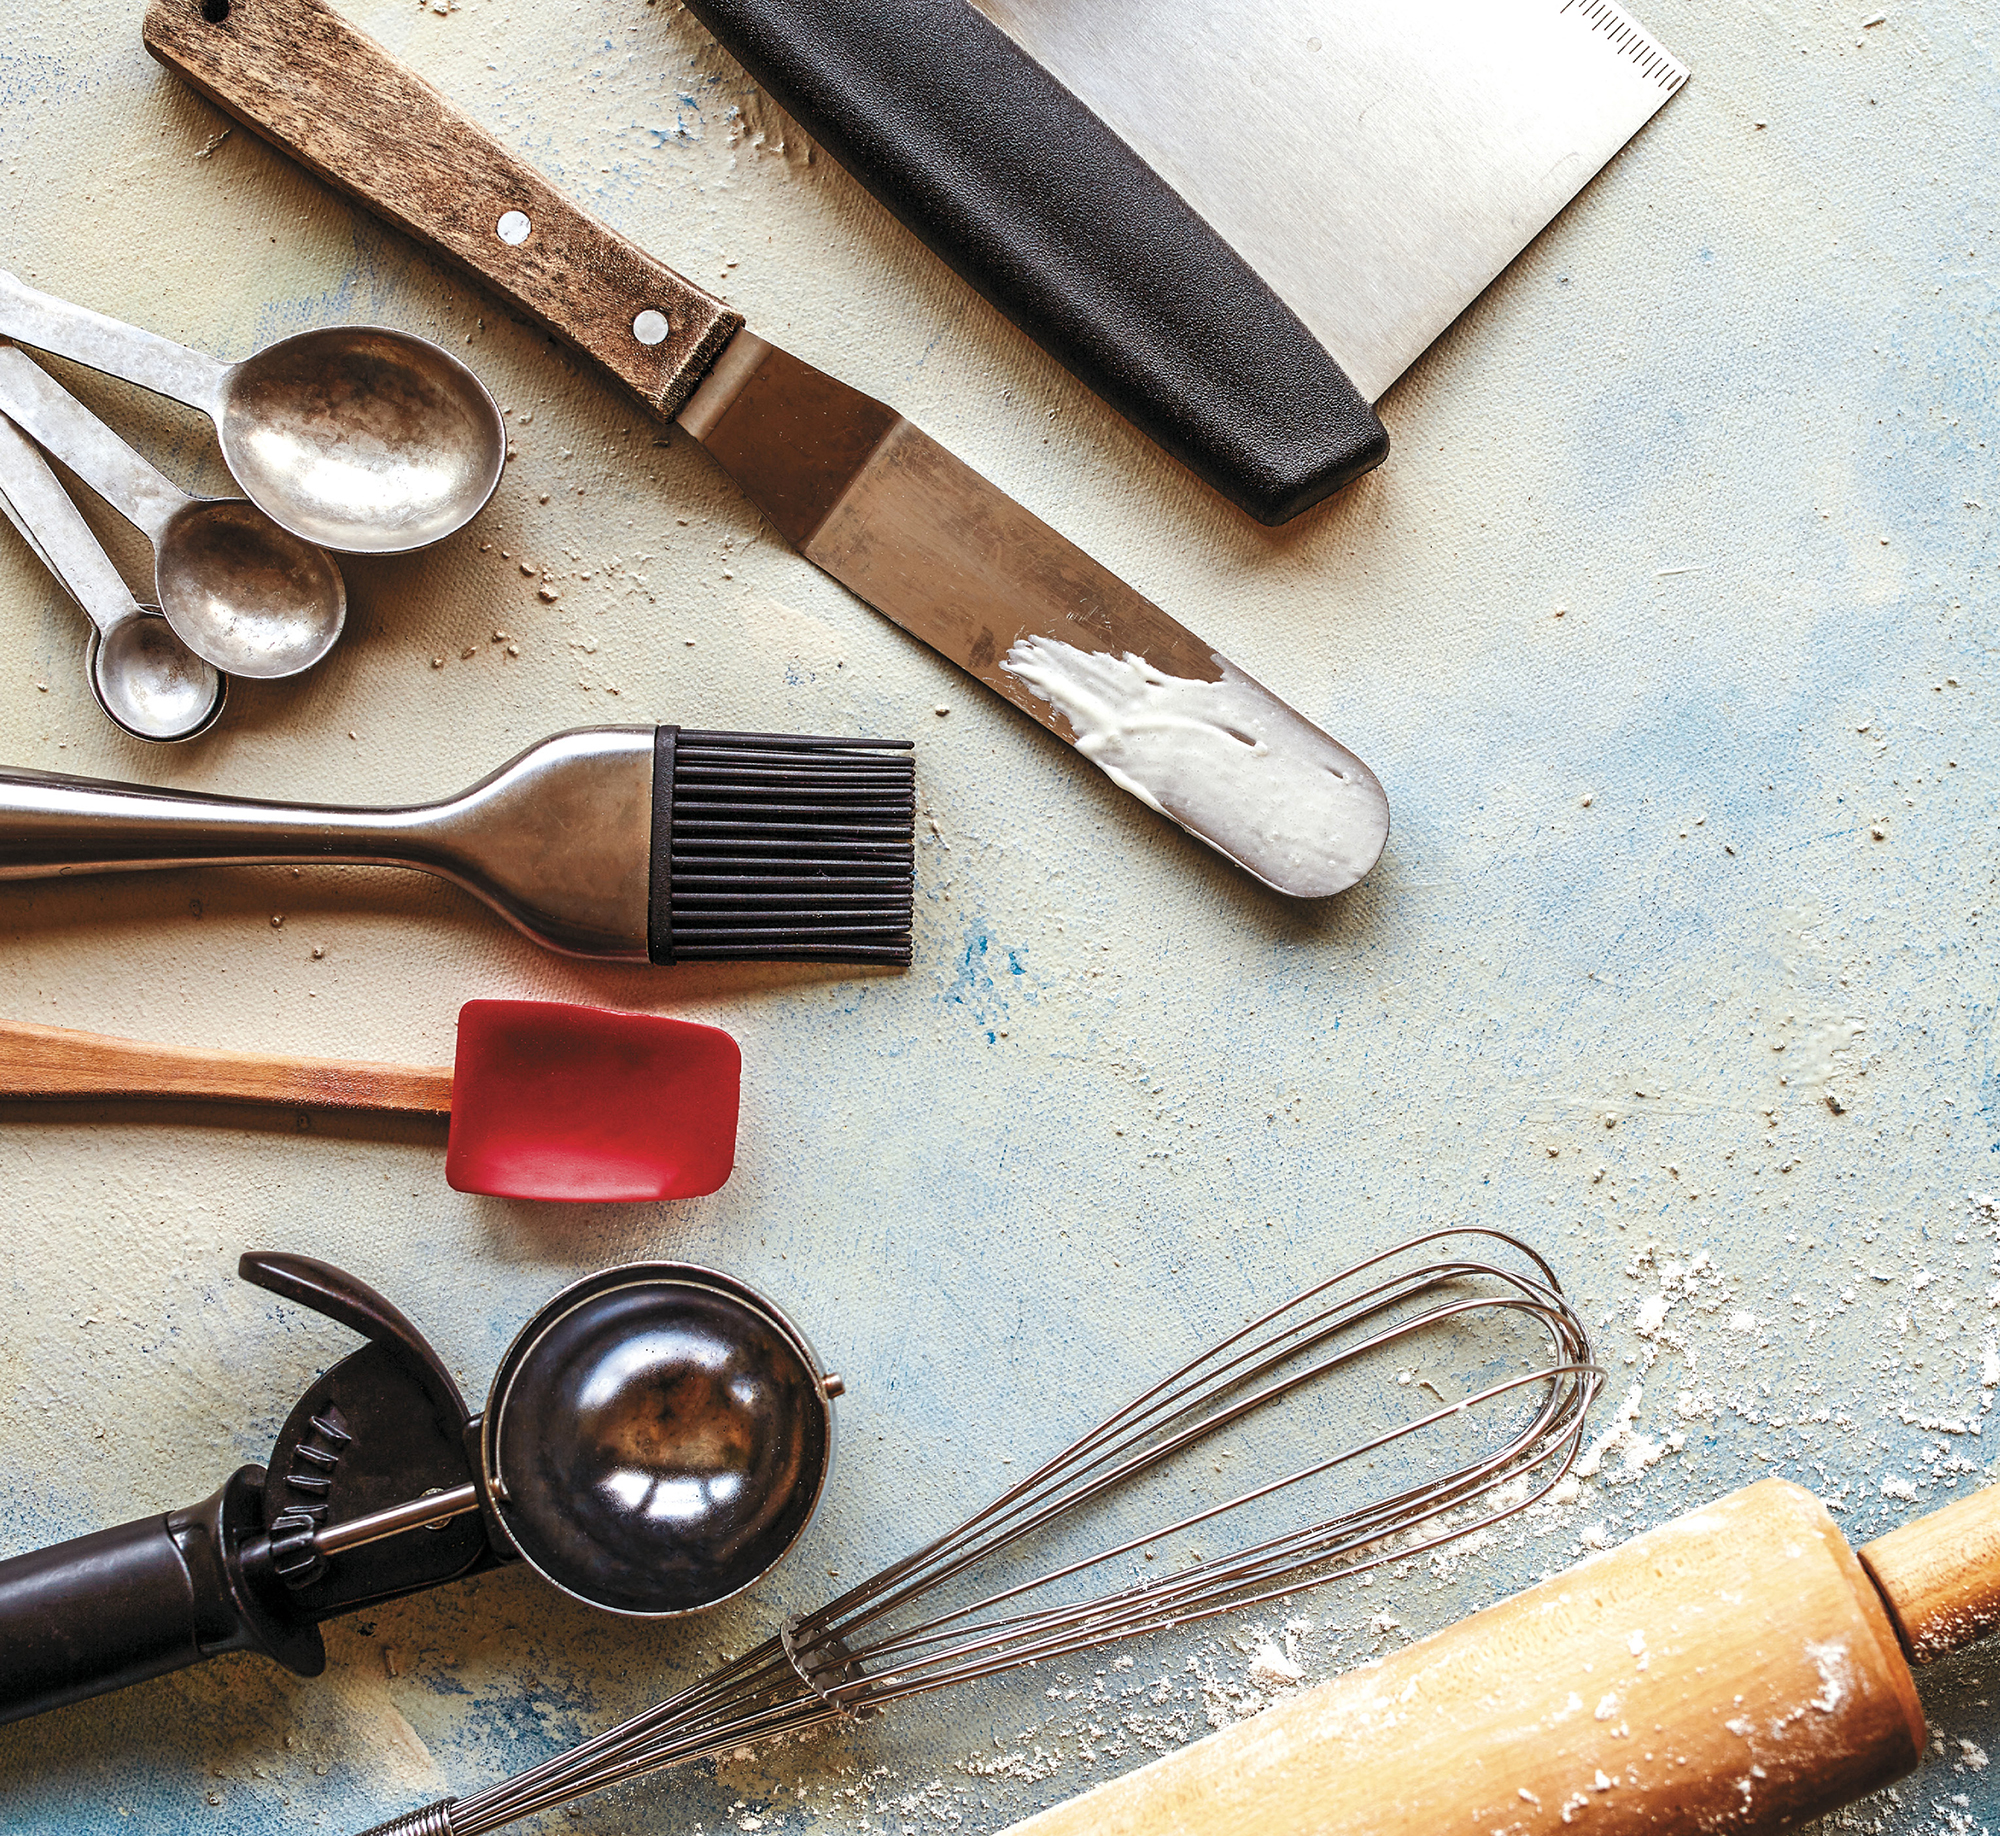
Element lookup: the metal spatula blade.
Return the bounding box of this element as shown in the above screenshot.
[977,0,1690,403]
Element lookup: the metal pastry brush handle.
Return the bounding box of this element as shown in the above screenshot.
[0,730,656,960]
[0,724,915,966]
[0,764,439,872]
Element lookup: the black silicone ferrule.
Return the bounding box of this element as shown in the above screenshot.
[648,723,677,966]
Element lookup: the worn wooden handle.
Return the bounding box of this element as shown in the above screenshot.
[1860,1483,2000,1663]
[0,1018,452,1113]
[142,0,742,418]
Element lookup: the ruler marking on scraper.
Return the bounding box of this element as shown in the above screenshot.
[1561,0,1689,92]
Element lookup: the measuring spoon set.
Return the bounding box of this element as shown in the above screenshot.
[0,271,506,737]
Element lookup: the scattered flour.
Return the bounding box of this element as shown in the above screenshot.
[1804,1639,1851,1714]
[1248,1643,1304,1688]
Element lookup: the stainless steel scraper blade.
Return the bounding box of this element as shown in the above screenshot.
[975,0,1689,404]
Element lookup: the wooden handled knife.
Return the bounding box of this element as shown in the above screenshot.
[141,0,1390,902]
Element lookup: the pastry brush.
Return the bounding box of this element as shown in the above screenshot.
[0,725,915,966]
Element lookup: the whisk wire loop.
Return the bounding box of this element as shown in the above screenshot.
[440,1228,1600,1836]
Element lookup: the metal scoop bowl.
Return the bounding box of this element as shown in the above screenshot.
[0,342,345,678]
[0,271,504,554]
[279,1263,836,1618]
[474,1264,837,1616]
[0,409,224,741]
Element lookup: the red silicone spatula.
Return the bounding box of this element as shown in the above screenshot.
[0,999,740,1202]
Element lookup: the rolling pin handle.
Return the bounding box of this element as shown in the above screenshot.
[1859,1482,2000,1663]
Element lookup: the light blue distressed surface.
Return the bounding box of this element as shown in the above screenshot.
[0,1,1997,1833]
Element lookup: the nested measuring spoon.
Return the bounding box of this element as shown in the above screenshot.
[0,343,345,679]
[0,411,224,741]
[0,270,504,554]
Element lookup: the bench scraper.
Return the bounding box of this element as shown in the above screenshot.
[678,0,1689,524]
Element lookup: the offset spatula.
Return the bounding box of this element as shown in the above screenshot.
[143,0,1389,903]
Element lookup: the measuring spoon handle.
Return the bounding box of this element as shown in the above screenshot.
[0,346,189,543]
[0,271,228,411]
[0,412,146,639]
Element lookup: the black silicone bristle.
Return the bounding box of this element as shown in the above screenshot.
[649,727,915,966]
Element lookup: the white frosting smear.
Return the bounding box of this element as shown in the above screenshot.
[1002,637,1389,897]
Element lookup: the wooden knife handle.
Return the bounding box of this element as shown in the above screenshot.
[1860,1483,2000,1663]
[142,0,743,419]
[0,1018,452,1114]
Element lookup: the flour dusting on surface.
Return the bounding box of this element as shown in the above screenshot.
[1804,1638,1851,1715]
[1000,638,1388,898]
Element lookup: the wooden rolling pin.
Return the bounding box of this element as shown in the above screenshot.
[1003,1479,2000,1836]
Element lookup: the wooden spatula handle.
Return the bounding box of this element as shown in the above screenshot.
[0,1018,451,1114]
[142,0,742,418]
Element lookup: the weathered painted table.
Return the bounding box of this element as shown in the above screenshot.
[2,2,1995,1831]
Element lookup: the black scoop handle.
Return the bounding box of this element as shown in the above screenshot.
[0,1475,322,1725]
[678,0,1387,526]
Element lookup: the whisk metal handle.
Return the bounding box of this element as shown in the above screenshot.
[351,1804,458,1836]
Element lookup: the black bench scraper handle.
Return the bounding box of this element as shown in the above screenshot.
[680,0,1388,526]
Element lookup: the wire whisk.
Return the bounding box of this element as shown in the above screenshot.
[358,1228,1600,1836]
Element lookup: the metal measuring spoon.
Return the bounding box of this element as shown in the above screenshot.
[0,413,225,741]
[0,344,345,679]
[0,270,505,555]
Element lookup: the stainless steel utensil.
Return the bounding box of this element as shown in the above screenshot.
[0,725,917,965]
[0,411,225,742]
[351,1228,1599,1836]
[675,0,1686,523]
[0,270,505,554]
[0,343,346,679]
[144,0,1390,903]
[280,1263,837,1617]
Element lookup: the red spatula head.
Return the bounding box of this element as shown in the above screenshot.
[445,1001,740,1202]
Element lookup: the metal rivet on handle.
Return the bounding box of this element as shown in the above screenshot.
[495,211,532,246]
[632,309,671,347]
